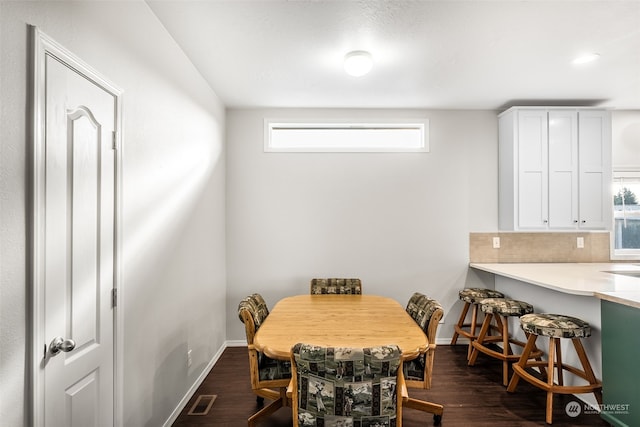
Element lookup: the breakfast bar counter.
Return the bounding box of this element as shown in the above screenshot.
[469,262,640,426]
[469,262,640,307]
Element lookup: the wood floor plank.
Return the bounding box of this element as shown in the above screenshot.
[172,345,610,426]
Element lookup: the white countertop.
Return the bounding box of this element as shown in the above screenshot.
[469,262,640,309]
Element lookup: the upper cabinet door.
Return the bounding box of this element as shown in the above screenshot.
[548,110,578,229]
[578,110,612,229]
[517,110,549,229]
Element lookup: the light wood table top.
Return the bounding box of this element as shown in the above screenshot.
[253,294,428,361]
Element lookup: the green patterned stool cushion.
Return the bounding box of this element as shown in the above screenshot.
[458,288,504,304]
[310,278,362,295]
[519,313,591,339]
[480,298,534,317]
[292,343,401,426]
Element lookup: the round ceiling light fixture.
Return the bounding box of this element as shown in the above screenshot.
[344,50,373,77]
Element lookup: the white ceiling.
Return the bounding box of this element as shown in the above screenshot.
[146,0,640,110]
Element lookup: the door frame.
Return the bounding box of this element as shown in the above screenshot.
[28,26,124,427]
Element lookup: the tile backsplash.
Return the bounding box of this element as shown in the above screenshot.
[469,232,611,263]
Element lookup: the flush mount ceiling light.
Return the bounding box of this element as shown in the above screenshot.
[572,52,601,65]
[344,50,373,77]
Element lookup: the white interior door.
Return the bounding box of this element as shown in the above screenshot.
[31,28,122,427]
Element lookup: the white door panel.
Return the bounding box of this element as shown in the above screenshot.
[578,110,612,229]
[517,110,548,228]
[548,110,578,228]
[32,28,122,427]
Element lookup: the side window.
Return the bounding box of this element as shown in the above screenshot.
[612,170,640,258]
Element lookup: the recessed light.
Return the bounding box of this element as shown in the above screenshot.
[344,51,373,77]
[572,53,600,65]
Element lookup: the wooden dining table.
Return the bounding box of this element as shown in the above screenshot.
[253,294,428,361]
[252,293,445,424]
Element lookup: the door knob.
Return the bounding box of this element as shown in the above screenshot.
[49,337,76,355]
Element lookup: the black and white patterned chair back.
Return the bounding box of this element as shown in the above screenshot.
[291,343,402,426]
[310,278,362,295]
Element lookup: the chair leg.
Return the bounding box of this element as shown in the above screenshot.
[425,351,435,390]
[572,338,604,405]
[507,334,538,392]
[546,389,554,425]
[529,332,547,380]
[248,388,288,427]
[404,397,444,416]
[404,396,444,426]
[546,338,556,424]
[468,313,493,366]
[555,338,564,386]
[498,315,511,386]
[468,304,479,359]
[451,302,470,345]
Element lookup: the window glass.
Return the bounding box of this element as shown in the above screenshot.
[265,121,429,153]
[612,171,640,257]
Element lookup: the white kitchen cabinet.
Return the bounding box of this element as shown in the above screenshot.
[578,110,612,229]
[499,107,611,231]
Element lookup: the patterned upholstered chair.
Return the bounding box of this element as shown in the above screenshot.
[238,294,292,426]
[468,298,543,386]
[310,278,362,295]
[289,343,406,427]
[404,293,445,424]
[450,288,505,358]
[507,313,603,424]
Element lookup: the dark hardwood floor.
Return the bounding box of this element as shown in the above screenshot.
[172,344,610,427]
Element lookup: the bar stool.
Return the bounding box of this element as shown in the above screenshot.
[450,288,505,358]
[507,313,603,424]
[468,298,543,386]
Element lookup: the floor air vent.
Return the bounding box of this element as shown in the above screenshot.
[187,394,217,416]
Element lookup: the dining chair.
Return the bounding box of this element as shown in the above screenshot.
[309,278,362,294]
[238,293,292,426]
[289,343,406,426]
[404,292,445,425]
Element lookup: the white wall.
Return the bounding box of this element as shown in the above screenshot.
[0,2,226,426]
[226,108,499,342]
[612,110,640,169]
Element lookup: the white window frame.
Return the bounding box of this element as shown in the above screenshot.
[264,120,429,153]
[611,168,640,260]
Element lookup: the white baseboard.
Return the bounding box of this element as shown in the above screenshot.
[436,337,469,345]
[162,342,229,427]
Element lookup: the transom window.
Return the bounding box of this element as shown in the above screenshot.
[264,120,429,153]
